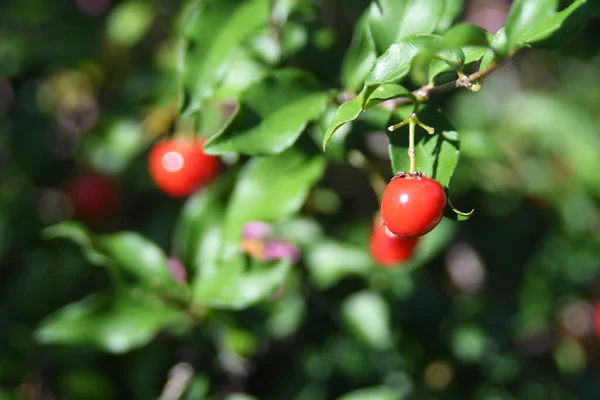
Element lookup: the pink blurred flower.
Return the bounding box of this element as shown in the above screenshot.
[242,221,273,240]
[167,257,187,282]
[263,240,301,263]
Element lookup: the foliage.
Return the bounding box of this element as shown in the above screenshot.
[1,0,600,399]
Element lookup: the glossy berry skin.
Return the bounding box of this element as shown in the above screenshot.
[67,173,118,223]
[369,222,418,267]
[148,139,220,198]
[381,173,447,237]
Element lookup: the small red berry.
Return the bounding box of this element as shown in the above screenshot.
[369,222,418,267]
[148,138,220,198]
[67,172,118,223]
[381,173,446,237]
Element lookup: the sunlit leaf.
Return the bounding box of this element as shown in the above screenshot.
[388,106,460,187]
[36,292,191,354]
[204,70,328,155]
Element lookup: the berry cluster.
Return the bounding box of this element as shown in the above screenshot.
[370,172,447,267]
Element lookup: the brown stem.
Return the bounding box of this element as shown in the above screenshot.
[379,55,514,110]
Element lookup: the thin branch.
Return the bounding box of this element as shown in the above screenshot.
[378,55,514,110]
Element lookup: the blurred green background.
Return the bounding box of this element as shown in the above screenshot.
[1,0,600,399]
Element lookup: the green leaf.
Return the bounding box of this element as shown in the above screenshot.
[504,0,558,51]
[172,176,231,277]
[341,18,377,91]
[388,107,460,187]
[364,34,464,93]
[311,105,353,161]
[516,0,588,45]
[368,0,448,51]
[322,92,364,150]
[442,23,490,48]
[42,222,110,266]
[36,292,191,354]
[479,28,507,72]
[204,70,329,155]
[463,45,488,65]
[341,0,463,91]
[341,291,392,350]
[336,387,401,400]
[181,0,270,115]
[98,232,177,289]
[221,149,325,257]
[363,83,413,109]
[431,25,490,81]
[306,240,372,289]
[435,0,464,33]
[192,256,291,310]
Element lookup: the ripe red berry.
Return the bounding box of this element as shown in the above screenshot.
[148,138,220,198]
[381,173,447,237]
[67,172,118,223]
[369,222,418,267]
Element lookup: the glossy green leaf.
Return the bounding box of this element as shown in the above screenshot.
[341,291,392,349]
[439,22,491,77]
[504,0,558,51]
[363,83,413,109]
[336,387,401,400]
[516,0,588,45]
[98,232,176,288]
[463,45,488,65]
[36,293,191,354]
[364,34,464,93]
[306,240,372,289]
[192,256,291,310]
[341,0,462,91]
[221,149,325,256]
[341,18,377,91]
[211,47,268,99]
[368,0,448,51]
[442,23,490,49]
[312,105,352,161]
[388,107,460,187]
[322,92,364,150]
[181,0,270,115]
[479,28,507,72]
[204,70,329,155]
[42,222,110,266]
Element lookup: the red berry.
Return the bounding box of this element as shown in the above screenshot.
[369,222,418,267]
[67,172,118,222]
[381,173,446,237]
[148,139,220,198]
